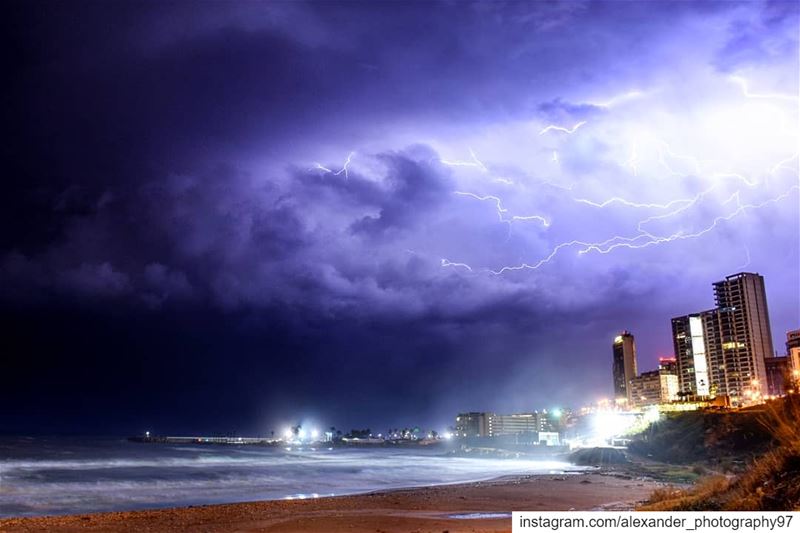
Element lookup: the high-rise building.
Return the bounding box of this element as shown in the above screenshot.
[455,412,489,438]
[671,313,712,397]
[455,412,555,441]
[787,329,800,370]
[707,272,774,403]
[629,368,680,408]
[486,413,547,436]
[670,272,775,405]
[765,356,789,397]
[658,357,678,375]
[612,331,637,403]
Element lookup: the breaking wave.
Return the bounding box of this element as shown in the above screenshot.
[0,436,579,517]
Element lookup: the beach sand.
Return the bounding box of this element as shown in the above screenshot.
[0,472,663,533]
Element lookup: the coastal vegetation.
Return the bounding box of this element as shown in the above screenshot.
[638,397,800,510]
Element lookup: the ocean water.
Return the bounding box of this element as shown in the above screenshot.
[0,436,579,517]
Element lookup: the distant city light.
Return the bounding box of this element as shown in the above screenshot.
[311,429,319,439]
[284,428,293,439]
[551,408,562,418]
[642,406,661,424]
[591,410,636,441]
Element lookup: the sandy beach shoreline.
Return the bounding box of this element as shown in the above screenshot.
[0,471,664,533]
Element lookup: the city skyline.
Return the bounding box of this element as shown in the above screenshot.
[3,1,799,435]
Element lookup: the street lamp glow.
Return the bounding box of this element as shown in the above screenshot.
[284,428,293,439]
[311,429,319,439]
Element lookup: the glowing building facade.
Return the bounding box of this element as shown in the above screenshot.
[486,412,548,436]
[454,412,555,442]
[629,369,679,408]
[787,329,800,371]
[671,312,713,397]
[612,331,638,403]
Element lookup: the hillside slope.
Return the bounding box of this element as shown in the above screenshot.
[638,397,800,511]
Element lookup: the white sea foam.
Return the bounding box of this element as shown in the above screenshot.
[0,438,581,517]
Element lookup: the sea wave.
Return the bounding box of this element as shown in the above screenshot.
[0,438,580,517]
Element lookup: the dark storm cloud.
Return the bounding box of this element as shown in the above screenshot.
[713,0,800,71]
[350,148,452,236]
[536,98,605,122]
[2,0,798,433]
[2,144,456,315]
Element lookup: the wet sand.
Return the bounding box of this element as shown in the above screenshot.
[0,472,662,533]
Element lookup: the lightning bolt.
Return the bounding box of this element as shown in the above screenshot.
[440,148,488,172]
[489,240,589,274]
[313,152,355,179]
[738,245,751,270]
[574,196,694,210]
[441,259,473,271]
[454,191,507,215]
[656,141,706,176]
[539,121,587,135]
[769,153,800,176]
[447,145,798,275]
[511,214,550,225]
[587,90,645,108]
[575,186,798,256]
[483,186,797,274]
[576,173,761,240]
[729,76,799,102]
[441,74,797,277]
[453,191,550,227]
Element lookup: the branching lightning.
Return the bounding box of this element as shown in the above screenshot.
[575,186,798,256]
[435,74,798,277]
[539,121,587,135]
[313,152,355,179]
[574,196,693,210]
[440,148,488,172]
[444,133,797,274]
[481,185,798,274]
[453,191,549,227]
[729,76,799,102]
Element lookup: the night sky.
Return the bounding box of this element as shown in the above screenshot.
[3,1,798,435]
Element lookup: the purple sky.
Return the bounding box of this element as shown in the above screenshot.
[3,1,798,434]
